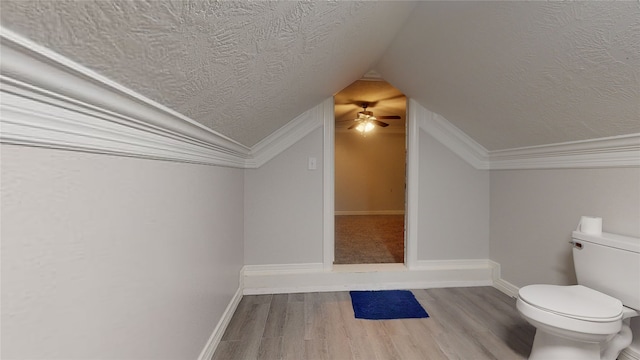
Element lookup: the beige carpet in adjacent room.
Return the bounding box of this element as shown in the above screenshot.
[334,215,404,264]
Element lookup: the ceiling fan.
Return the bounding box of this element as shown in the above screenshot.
[347,103,401,133]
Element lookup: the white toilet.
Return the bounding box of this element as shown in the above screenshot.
[517,230,640,360]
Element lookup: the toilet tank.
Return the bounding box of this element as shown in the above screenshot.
[572,231,640,310]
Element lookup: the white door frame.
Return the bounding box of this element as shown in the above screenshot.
[322,98,336,270]
[322,97,419,270]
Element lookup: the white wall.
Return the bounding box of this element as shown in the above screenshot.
[418,129,490,260]
[490,167,640,287]
[335,131,406,213]
[1,145,244,359]
[245,108,492,266]
[244,128,324,265]
[490,167,640,355]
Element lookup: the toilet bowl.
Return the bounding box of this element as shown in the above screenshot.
[516,230,640,360]
[517,284,637,360]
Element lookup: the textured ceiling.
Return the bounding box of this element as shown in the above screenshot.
[0,0,416,147]
[1,1,638,150]
[377,1,640,150]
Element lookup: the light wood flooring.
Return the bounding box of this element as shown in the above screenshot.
[212,286,535,360]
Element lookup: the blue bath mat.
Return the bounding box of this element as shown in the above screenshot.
[349,290,429,320]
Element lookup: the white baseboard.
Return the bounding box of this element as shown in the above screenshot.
[197,286,243,360]
[620,347,640,360]
[206,263,640,359]
[334,210,406,216]
[243,260,497,295]
[487,260,520,298]
[242,262,325,274]
[493,277,520,298]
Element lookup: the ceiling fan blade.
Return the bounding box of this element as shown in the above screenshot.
[372,120,389,127]
[347,123,359,130]
[377,115,402,120]
[374,94,406,104]
[336,94,406,107]
[334,99,381,108]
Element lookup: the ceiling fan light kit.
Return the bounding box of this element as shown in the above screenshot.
[355,120,376,135]
[348,103,398,136]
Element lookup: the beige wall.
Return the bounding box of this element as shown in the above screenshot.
[490,167,640,288]
[1,145,244,359]
[335,131,406,213]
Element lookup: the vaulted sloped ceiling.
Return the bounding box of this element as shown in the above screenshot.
[0,1,416,147]
[1,1,638,150]
[377,1,640,150]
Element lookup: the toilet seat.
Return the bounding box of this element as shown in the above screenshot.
[519,284,623,321]
[517,297,622,337]
[517,285,623,337]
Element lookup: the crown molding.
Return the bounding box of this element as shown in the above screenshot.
[247,101,324,168]
[413,101,639,170]
[488,134,640,170]
[416,103,491,170]
[2,27,637,171]
[0,27,251,168]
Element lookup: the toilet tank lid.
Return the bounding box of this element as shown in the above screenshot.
[572,231,640,253]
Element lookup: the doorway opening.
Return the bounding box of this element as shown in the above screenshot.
[333,79,407,264]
